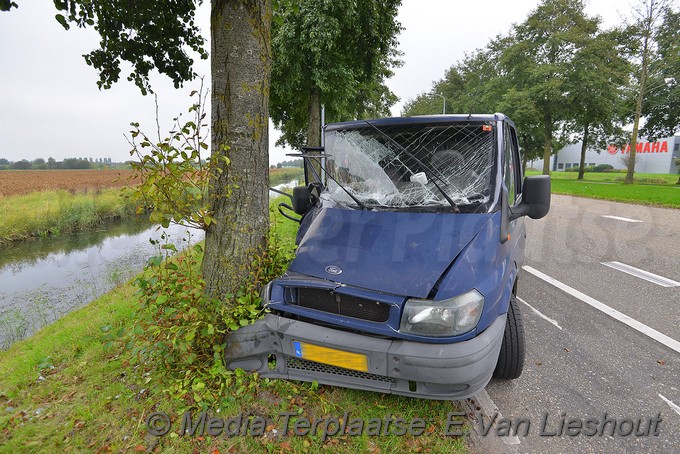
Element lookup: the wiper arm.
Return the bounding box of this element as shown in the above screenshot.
[287,150,368,210]
[363,121,459,212]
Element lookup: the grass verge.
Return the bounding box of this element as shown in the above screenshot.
[0,169,306,245]
[270,167,304,186]
[0,204,468,453]
[526,171,680,208]
[0,189,137,244]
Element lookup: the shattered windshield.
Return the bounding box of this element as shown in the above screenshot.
[321,121,495,211]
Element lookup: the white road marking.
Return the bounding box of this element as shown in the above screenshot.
[517,296,562,330]
[601,215,643,223]
[475,390,521,446]
[602,261,680,287]
[659,394,680,417]
[523,266,680,355]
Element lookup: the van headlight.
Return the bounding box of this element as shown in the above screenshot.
[400,289,483,337]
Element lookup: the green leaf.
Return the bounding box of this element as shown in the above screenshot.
[149,211,163,223]
[165,262,179,271]
[55,14,70,30]
[147,256,163,267]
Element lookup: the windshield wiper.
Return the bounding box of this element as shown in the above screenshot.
[363,121,459,212]
[287,150,367,210]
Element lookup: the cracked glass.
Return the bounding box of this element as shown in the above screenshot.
[321,121,496,212]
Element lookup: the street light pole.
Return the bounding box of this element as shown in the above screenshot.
[431,92,446,114]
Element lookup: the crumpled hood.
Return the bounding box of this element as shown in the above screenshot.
[288,208,494,298]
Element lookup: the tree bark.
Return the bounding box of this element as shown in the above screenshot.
[203,0,272,300]
[305,85,323,183]
[627,58,647,184]
[306,86,321,147]
[542,112,552,175]
[626,110,641,185]
[626,2,655,185]
[578,123,589,180]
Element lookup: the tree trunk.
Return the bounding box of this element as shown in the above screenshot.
[626,11,653,185]
[542,112,552,175]
[578,123,589,180]
[627,62,647,185]
[626,113,641,185]
[305,85,323,183]
[306,86,321,147]
[202,0,272,300]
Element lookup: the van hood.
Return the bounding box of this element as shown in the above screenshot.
[288,208,494,298]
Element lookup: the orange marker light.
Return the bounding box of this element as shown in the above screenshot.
[482,124,492,132]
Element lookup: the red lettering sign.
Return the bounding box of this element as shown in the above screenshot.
[608,141,669,154]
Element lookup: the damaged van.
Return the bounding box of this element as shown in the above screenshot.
[225,114,550,400]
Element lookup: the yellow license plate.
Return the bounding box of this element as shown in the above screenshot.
[293,341,368,372]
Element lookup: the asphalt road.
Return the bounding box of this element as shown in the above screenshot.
[463,194,680,453]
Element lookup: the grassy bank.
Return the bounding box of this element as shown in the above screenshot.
[0,168,306,245]
[526,170,680,208]
[0,206,468,453]
[270,167,304,186]
[0,189,137,244]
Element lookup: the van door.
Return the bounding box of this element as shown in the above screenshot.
[503,123,527,263]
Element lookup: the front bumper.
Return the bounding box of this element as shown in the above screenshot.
[224,313,506,400]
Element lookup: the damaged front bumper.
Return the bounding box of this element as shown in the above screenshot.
[224,313,505,400]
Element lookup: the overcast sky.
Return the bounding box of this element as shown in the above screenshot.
[0,0,629,165]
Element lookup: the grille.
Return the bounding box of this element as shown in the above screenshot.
[286,356,395,383]
[291,287,391,322]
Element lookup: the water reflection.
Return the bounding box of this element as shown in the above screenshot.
[0,218,204,349]
[269,180,299,198]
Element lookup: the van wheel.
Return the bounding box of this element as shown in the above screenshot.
[493,295,525,379]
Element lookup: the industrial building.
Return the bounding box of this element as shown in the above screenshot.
[530,136,680,174]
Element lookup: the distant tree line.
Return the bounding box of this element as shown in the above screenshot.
[402,0,680,182]
[270,158,303,169]
[0,157,129,171]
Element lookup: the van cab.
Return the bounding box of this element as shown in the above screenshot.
[225,114,550,400]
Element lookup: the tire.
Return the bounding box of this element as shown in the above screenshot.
[493,294,525,379]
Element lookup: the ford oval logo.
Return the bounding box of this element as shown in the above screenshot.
[325,265,343,275]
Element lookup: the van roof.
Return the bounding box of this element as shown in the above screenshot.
[325,113,514,131]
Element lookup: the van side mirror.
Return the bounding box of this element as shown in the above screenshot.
[292,186,312,215]
[510,175,551,221]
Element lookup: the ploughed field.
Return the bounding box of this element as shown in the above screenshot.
[0,170,139,197]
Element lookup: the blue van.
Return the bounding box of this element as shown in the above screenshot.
[225,114,550,400]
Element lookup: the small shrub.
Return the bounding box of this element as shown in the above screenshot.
[592,164,614,173]
[128,229,295,409]
[122,84,224,231]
